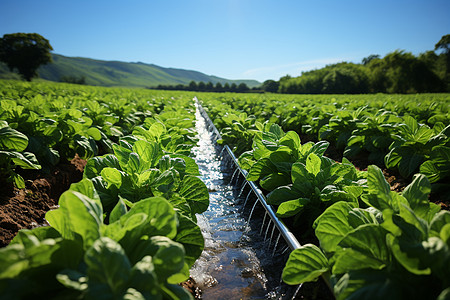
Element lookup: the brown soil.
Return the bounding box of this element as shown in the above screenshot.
[180,277,202,299]
[0,155,86,247]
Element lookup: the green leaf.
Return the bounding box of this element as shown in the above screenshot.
[109,197,128,224]
[333,224,390,274]
[276,198,310,218]
[120,197,177,239]
[362,165,405,212]
[173,214,204,267]
[56,269,88,292]
[269,148,294,173]
[313,201,359,253]
[260,172,290,191]
[84,154,121,179]
[179,176,209,214]
[133,140,161,169]
[149,236,186,282]
[68,178,101,202]
[85,237,131,296]
[266,185,300,205]
[12,173,25,189]
[101,167,123,189]
[45,190,103,250]
[0,126,28,152]
[291,162,312,185]
[282,244,329,285]
[247,157,277,181]
[10,226,60,245]
[6,151,41,170]
[170,154,200,176]
[437,288,450,300]
[430,211,450,237]
[87,127,102,141]
[278,131,301,152]
[305,153,321,176]
[129,256,161,299]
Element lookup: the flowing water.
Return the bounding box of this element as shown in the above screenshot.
[190,104,290,299]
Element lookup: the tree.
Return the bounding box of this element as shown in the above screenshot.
[0,33,53,81]
[362,54,380,65]
[188,80,197,91]
[435,34,450,54]
[435,34,450,90]
[205,82,214,91]
[214,82,223,92]
[237,83,249,92]
[198,81,206,91]
[262,79,280,93]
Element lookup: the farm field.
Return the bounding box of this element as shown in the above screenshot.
[1,79,450,299]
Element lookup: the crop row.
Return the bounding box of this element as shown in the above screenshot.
[0,80,203,299]
[200,92,450,191]
[198,94,450,300]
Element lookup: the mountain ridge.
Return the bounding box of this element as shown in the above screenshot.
[0,53,260,88]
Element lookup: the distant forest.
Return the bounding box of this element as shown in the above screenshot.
[150,81,255,93]
[269,34,450,94]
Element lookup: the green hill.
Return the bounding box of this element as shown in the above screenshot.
[0,54,260,88]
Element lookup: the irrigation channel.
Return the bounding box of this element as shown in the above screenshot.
[190,102,301,299]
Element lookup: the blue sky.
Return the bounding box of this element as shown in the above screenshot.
[1,0,449,82]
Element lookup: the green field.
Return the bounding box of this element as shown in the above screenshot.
[1,80,449,299]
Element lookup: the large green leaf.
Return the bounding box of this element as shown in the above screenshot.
[430,211,450,237]
[305,153,322,176]
[276,198,310,218]
[282,244,329,285]
[45,190,103,250]
[266,185,300,205]
[148,236,187,283]
[278,131,301,152]
[0,126,28,152]
[128,256,161,299]
[85,237,131,297]
[101,167,123,189]
[260,172,290,191]
[179,176,209,214]
[361,165,408,213]
[173,214,204,267]
[313,201,359,253]
[333,224,390,274]
[9,151,41,170]
[247,157,277,181]
[119,197,177,239]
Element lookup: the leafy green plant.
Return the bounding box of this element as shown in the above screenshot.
[385,116,450,178]
[319,106,366,149]
[217,112,260,156]
[282,166,449,300]
[266,154,365,230]
[0,120,40,188]
[84,138,208,221]
[239,124,330,191]
[344,110,401,165]
[0,179,199,299]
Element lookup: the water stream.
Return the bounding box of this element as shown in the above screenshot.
[190,104,289,299]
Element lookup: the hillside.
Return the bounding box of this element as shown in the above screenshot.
[0,53,260,88]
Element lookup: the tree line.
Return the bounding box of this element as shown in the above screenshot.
[266,34,450,94]
[150,81,256,93]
